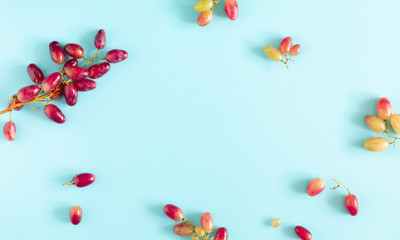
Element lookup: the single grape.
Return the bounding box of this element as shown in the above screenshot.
[264,46,283,62]
[194,0,213,12]
[225,0,239,20]
[95,29,106,50]
[49,41,65,64]
[41,72,62,93]
[345,194,358,216]
[192,235,200,240]
[197,10,214,27]
[163,204,184,222]
[64,173,95,187]
[64,84,78,106]
[9,95,24,111]
[70,205,82,225]
[50,85,64,100]
[390,114,400,135]
[63,59,78,71]
[105,49,128,63]
[289,44,301,56]
[88,62,111,79]
[3,121,16,141]
[27,64,44,84]
[295,226,312,240]
[44,104,66,124]
[64,66,89,80]
[280,37,293,55]
[64,43,84,59]
[74,79,96,92]
[307,177,326,196]
[365,115,386,133]
[272,218,281,228]
[377,97,392,120]
[173,223,194,236]
[200,212,213,233]
[195,226,205,236]
[16,85,40,102]
[215,227,228,240]
[363,137,389,152]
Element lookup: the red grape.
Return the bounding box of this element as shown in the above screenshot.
[44,104,66,124]
[215,227,228,240]
[377,97,392,120]
[3,121,16,141]
[69,206,82,225]
[27,64,44,84]
[224,0,238,20]
[49,41,65,64]
[345,194,358,216]
[63,59,78,71]
[280,37,293,55]
[64,43,84,59]
[197,10,214,27]
[105,49,128,63]
[88,62,110,79]
[9,95,24,111]
[41,72,62,93]
[201,212,213,233]
[64,84,78,106]
[73,173,95,187]
[295,226,312,240]
[74,79,96,92]
[95,29,106,50]
[16,85,40,102]
[164,204,184,222]
[173,223,194,236]
[306,177,326,196]
[289,44,301,56]
[50,84,64,100]
[64,66,89,80]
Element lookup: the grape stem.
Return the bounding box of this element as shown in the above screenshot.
[331,179,352,195]
[180,218,211,240]
[63,175,77,186]
[211,0,220,11]
[281,55,294,71]
[384,120,399,146]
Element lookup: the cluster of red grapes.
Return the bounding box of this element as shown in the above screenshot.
[194,0,238,27]
[164,204,228,240]
[363,97,400,152]
[264,36,301,70]
[63,173,96,225]
[1,29,128,141]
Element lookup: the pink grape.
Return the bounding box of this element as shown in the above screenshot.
[197,10,214,27]
[173,223,194,236]
[164,204,184,222]
[9,95,24,111]
[88,62,110,79]
[50,85,64,100]
[225,0,238,20]
[3,121,16,141]
[49,41,65,64]
[41,72,62,93]
[295,226,312,240]
[63,59,78,71]
[74,79,96,92]
[70,206,82,225]
[27,64,44,84]
[306,177,326,196]
[345,194,358,216]
[16,85,40,102]
[377,97,392,120]
[201,212,213,233]
[64,84,78,106]
[215,227,228,240]
[64,43,84,59]
[280,37,293,55]
[44,104,66,124]
[95,29,106,49]
[289,44,301,56]
[106,49,128,63]
[64,66,89,80]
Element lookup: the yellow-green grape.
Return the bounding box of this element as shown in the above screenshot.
[363,137,389,152]
[390,114,400,135]
[192,235,200,240]
[194,0,214,12]
[365,115,386,133]
[264,46,283,62]
[195,226,205,236]
[272,218,281,228]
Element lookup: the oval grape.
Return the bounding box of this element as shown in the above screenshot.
[390,114,400,135]
[377,97,392,120]
[64,43,84,59]
[289,44,301,56]
[197,10,214,27]
[164,204,184,222]
[27,64,44,84]
[69,206,82,225]
[3,121,16,141]
[214,227,228,240]
[44,104,66,124]
[194,0,213,12]
[201,212,213,233]
[280,37,293,55]
[49,41,65,64]
[173,223,194,236]
[363,137,389,152]
[105,49,128,63]
[272,218,281,228]
[345,194,358,216]
[63,59,78,71]
[88,62,110,79]
[365,115,386,133]
[307,177,326,196]
[73,173,95,187]
[41,72,62,93]
[95,29,106,49]
[64,66,89,80]
[64,84,78,106]
[295,226,312,240]
[17,85,40,102]
[225,0,239,20]
[264,46,282,62]
[74,79,96,92]
[195,226,205,236]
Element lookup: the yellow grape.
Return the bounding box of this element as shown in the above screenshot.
[363,137,389,152]
[390,114,400,135]
[194,0,213,12]
[364,115,386,133]
[264,46,282,62]
[195,227,205,236]
[272,218,281,228]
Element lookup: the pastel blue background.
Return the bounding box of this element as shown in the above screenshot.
[0,0,398,239]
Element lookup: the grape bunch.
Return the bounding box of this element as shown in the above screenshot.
[194,0,238,27]
[264,36,301,70]
[363,97,400,152]
[1,29,128,141]
[164,204,228,240]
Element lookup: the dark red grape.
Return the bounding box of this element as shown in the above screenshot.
[215,227,228,240]
[50,84,64,100]
[27,64,44,84]
[88,62,110,79]
[74,79,96,92]
[44,104,66,124]
[64,66,89,80]
[95,29,106,49]
[41,72,62,93]
[49,41,65,64]
[64,43,84,59]
[16,85,40,102]
[74,173,95,187]
[105,49,128,63]
[295,226,312,240]
[63,59,78,71]
[64,84,78,106]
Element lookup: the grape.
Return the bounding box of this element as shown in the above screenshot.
[195,226,205,236]
[377,97,392,120]
[197,10,214,27]
[390,114,400,135]
[64,66,89,80]
[215,227,228,240]
[363,137,389,152]
[192,235,200,240]
[289,44,301,56]
[72,173,95,187]
[49,41,65,64]
[27,64,44,84]
[88,62,111,79]
[44,104,66,124]
[280,37,293,55]
[9,95,24,111]
[264,46,283,62]
[16,85,40,102]
[200,212,213,233]
[225,0,239,20]
[295,226,312,240]
[64,43,84,59]
[272,218,281,228]
[50,85,64,100]
[41,72,62,93]
[306,177,326,196]
[194,0,213,12]
[164,204,184,222]
[173,223,194,236]
[3,121,16,141]
[69,206,82,225]
[74,79,96,92]
[64,84,78,106]
[95,29,106,50]
[105,49,128,63]
[345,194,358,216]
[364,115,386,133]
[63,59,78,71]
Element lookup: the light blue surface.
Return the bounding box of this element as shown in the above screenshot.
[0,0,398,239]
